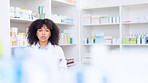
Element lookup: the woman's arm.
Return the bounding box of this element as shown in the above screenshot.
[57,46,68,71]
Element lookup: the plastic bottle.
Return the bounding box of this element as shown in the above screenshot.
[38,6,45,19]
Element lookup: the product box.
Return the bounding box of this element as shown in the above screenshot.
[129,37,136,44]
[10,6,15,18]
[15,7,21,18]
[100,16,109,24]
[104,36,112,44]
[83,14,91,25]
[91,15,100,24]
[122,38,129,44]
[11,27,18,37]
[95,33,104,44]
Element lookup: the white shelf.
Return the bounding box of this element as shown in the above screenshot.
[56,22,75,26]
[11,44,76,47]
[81,4,120,60]
[83,44,120,46]
[83,23,119,26]
[51,0,76,7]
[122,44,148,46]
[11,46,27,48]
[59,44,76,46]
[122,21,148,24]
[82,6,119,10]
[10,18,34,23]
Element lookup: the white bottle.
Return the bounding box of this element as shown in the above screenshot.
[112,38,117,44]
[141,35,145,44]
[137,34,141,44]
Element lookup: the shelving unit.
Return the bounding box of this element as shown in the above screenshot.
[121,3,148,55]
[10,0,51,47]
[81,6,120,64]
[59,44,76,46]
[52,0,76,6]
[83,23,119,26]
[80,3,148,64]
[7,0,148,65]
[51,0,79,66]
[83,44,120,46]
[10,18,34,23]
[9,0,79,68]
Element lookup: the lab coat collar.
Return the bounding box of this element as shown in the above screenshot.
[36,42,52,49]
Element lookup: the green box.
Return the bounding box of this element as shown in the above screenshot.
[122,38,129,44]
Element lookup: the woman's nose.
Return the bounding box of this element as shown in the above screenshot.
[42,31,45,35]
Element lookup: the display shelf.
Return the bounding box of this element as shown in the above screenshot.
[11,46,27,48]
[51,0,76,7]
[83,23,119,26]
[83,44,120,46]
[122,44,148,46]
[121,3,148,47]
[10,0,51,55]
[56,22,75,26]
[82,6,119,10]
[122,21,148,24]
[51,0,79,67]
[59,44,76,46]
[10,18,34,23]
[81,6,120,64]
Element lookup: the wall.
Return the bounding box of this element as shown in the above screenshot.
[0,0,11,58]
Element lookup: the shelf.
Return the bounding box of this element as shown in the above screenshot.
[59,44,76,46]
[11,44,77,47]
[51,0,76,7]
[56,22,75,26]
[83,44,120,46]
[67,63,75,67]
[11,46,27,48]
[122,21,148,24]
[10,18,34,23]
[122,3,148,8]
[82,6,119,10]
[122,44,148,46]
[83,23,119,26]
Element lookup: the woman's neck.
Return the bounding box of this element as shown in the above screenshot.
[39,41,48,48]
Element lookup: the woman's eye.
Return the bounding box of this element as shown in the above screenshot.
[38,29,42,32]
[46,29,50,32]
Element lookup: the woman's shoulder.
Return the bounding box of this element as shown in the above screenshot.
[24,44,36,51]
[52,45,62,50]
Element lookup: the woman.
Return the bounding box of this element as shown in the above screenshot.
[25,18,67,71]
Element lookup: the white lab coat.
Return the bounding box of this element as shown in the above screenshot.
[22,42,67,83]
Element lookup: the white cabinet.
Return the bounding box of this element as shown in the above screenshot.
[121,3,148,55]
[10,0,51,48]
[81,3,148,64]
[10,0,79,67]
[81,6,120,64]
[51,0,79,66]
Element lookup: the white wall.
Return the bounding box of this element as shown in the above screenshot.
[0,0,11,57]
[80,0,148,8]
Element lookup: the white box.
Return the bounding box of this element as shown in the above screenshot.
[83,14,91,25]
[91,15,100,24]
[100,16,109,24]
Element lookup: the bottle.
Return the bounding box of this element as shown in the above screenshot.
[137,34,141,44]
[38,6,45,19]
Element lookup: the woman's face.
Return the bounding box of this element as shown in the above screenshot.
[36,24,51,43]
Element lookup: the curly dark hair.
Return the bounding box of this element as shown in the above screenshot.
[27,19,60,45]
